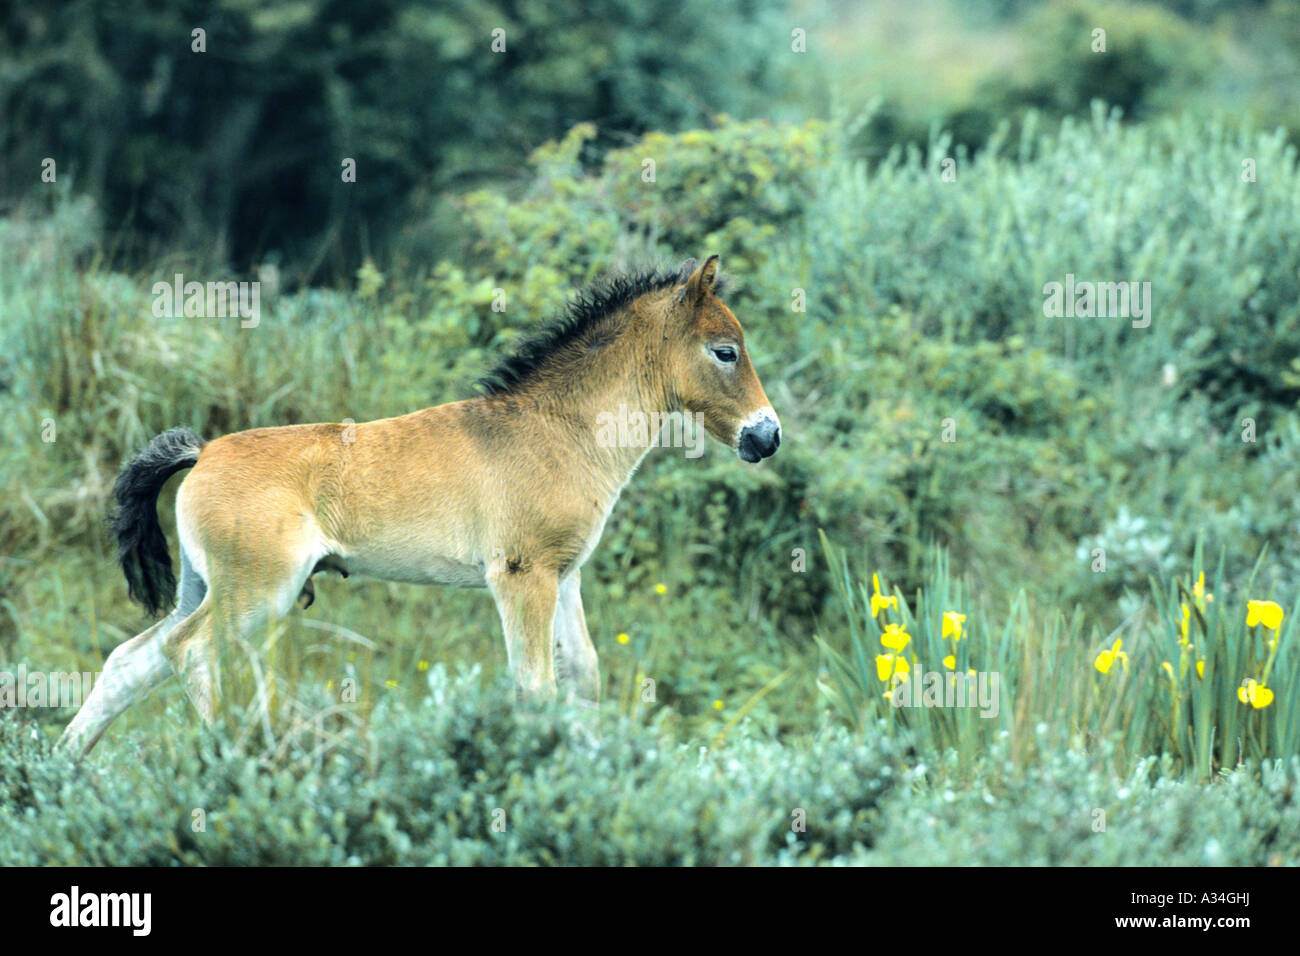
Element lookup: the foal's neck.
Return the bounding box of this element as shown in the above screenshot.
[523,298,674,483]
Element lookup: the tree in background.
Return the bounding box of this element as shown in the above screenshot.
[0,0,784,279]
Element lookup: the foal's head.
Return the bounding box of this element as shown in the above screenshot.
[667,255,781,462]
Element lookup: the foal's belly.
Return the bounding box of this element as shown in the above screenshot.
[326,551,488,588]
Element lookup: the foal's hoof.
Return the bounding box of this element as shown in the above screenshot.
[515,683,559,708]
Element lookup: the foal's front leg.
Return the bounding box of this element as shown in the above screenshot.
[553,571,600,703]
[487,563,559,702]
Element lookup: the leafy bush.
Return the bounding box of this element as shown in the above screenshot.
[3,669,1296,865]
[863,737,1300,866]
[982,1,1216,123]
[0,670,906,865]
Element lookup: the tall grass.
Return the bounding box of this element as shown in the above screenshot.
[816,533,1300,780]
[6,109,1300,752]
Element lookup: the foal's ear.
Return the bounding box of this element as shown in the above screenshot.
[680,254,720,305]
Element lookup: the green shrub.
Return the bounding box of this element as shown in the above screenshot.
[4,669,1297,865]
[864,738,1300,866]
[0,669,906,865]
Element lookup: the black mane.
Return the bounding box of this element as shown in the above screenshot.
[476,265,726,396]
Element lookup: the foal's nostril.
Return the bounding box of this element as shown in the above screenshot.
[738,420,780,462]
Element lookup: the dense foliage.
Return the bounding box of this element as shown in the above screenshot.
[5,109,1300,739]
[0,0,785,272]
[5,0,1300,865]
[2,671,1297,865]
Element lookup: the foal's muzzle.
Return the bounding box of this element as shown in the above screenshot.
[738,409,781,463]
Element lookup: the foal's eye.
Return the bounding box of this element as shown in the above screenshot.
[711,346,739,364]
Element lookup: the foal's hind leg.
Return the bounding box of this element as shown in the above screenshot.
[58,617,176,757]
[59,549,208,756]
[160,596,223,723]
[163,527,317,724]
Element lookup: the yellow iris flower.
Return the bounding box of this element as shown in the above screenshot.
[1094,638,1127,675]
[1246,600,1284,630]
[1238,678,1274,709]
[881,622,910,651]
[1192,572,1214,609]
[876,653,910,682]
[870,573,898,618]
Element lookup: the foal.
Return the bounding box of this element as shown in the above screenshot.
[60,255,781,754]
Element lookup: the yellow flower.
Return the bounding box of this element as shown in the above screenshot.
[870,573,898,618]
[881,622,910,651]
[712,699,724,711]
[1179,603,1191,645]
[1196,659,1205,679]
[1238,678,1274,709]
[942,654,956,670]
[617,632,630,645]
[655,583,668,595]
[942,611,966,641]
[1246,600,1284,630]
[1192,572,1214,608]
[876,653,910,682]
[1094,639,1127,675]
[417,660,430,671]
[1161,661,1174,680]
[385,679,398,688]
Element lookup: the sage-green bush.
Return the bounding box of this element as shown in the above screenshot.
[0,670,906,865]
[3,671,1297,865]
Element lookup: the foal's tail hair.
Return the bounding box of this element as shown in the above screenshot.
[109,427,206,617]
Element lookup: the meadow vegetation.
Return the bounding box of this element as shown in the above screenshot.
[3,0,1300,863]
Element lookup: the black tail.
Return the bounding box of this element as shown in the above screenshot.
[109,427,206,616]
